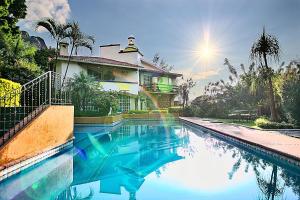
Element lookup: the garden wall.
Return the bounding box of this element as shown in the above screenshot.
[0,105,74,167]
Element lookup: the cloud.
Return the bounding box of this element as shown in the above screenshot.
[191,68,222,80]
[21,0,71,30]
[175,67,222,81]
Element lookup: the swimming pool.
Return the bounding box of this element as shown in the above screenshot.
[0,119,300,200]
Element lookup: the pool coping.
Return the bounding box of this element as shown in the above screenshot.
[0,138,74,182]
[180,117,300,166]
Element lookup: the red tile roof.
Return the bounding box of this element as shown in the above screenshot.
[57,56,182,76]
[58,55,142,69]
[140,59,182,77]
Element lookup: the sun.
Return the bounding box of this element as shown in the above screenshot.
[200,43,214,60]
[193,29,220,63]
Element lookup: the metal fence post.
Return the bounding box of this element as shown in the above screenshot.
[49,71,52,105]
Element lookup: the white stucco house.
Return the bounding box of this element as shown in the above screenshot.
[55,36,182,112]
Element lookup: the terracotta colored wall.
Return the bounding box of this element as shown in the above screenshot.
[0,105,74,166]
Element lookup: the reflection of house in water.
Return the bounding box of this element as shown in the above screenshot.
[71,121,189,199]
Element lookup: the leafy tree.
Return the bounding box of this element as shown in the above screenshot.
[250,28,281,121]
[152,53,173,72]
[34,48,56,71]
[35,18,71,66]
[62,22,95,85]
[68,71,102,112]
[282,61,300,125]
[68,71,120,116]
[0,0,27,35]
[0,34,40,84]
[94,91,120,116]
[178,77,196,108]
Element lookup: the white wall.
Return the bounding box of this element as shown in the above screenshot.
[56,61,87,79]
[100,45,121,60]
[100,82,139,95]
[100,46,142,65]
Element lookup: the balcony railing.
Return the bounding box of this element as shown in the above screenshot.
[141,83,179,94]
[0,71,72,147]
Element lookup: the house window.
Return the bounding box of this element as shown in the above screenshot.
[119,95,130,112]
[144,74,152,86]
[87,69,102,81]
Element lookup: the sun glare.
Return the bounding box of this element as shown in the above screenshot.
[193,28,220,63]
[200,43,214,60]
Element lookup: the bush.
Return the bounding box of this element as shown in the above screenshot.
[0,78,21,106]
[282,77,300,125]
[75,111,104,117]
[127,110,149,114]
[151,109,168,114]
[93,91,120,116]
[181,106,195,117]
[255,117,294,129]
[168,106,183,113]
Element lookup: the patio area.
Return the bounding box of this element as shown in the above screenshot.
[180,117,300,163]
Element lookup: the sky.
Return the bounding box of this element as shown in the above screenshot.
[20,0,300,99]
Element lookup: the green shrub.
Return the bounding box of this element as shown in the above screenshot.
[168,106,183,113]
[254,117,270,127]
[182,106,195,117]
[75,111,103,117]
[93,91,120,116]
[150,109,168,114]
[127,110,149,114]
[0,78,21,107]
[282,77,300,125]
[255,117,294,129]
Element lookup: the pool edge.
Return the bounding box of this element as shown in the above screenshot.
[0,139,74,182]
[180,117,300,168]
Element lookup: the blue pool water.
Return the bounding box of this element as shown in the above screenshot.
[0,119,300,200]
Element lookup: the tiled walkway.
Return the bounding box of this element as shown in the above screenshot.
[180,117,300,162]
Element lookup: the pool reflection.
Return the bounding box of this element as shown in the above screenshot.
[70,121,189,200]
[1,120,300,200]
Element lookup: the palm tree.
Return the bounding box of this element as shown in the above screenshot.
[35,18,71,70]
[250,28,280,121]
[62,22,95,85]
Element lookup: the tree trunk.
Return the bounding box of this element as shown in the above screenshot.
[52,42,59,71]
[267,78,279,121]
[271,165,278,200]
[62,44,74,86]
[263,53,279,122]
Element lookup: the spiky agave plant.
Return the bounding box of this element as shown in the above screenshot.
[250,28,281,121]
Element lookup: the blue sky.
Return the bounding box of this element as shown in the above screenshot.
[21,0,300,99]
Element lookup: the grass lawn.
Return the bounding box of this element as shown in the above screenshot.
[205,118,259,129]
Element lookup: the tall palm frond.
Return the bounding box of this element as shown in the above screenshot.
[62,21,95,85]
[35,18,71,70]
[250,28,280,66]
[250,28,281,121]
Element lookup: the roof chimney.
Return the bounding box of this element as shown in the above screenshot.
[128,35,135,46]
[59,42,69,56]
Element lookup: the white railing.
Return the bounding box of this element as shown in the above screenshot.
[0,71,72,146]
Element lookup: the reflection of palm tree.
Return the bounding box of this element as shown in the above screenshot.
[257,165,284,200]
[206,137,285,199]
[55,187,94,200]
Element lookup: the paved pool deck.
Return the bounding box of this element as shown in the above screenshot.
[180,117,300,162]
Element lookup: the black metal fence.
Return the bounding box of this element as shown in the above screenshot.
[0,71,72,146]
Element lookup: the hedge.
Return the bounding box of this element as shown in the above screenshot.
[127,110,150,114]
[168,106,183,113]
[0,78,21,107]
[255,117,295,129]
